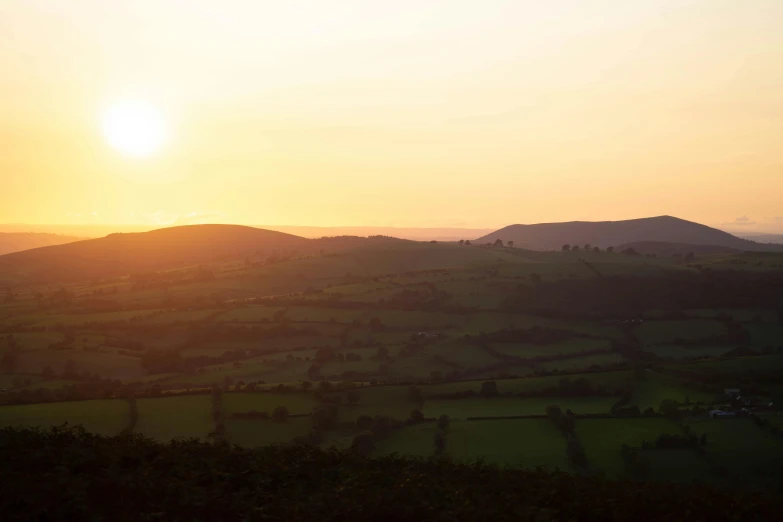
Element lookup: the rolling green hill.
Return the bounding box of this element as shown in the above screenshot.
[477,215,783,251]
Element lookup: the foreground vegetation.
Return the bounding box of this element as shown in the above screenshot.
[1,426,780,521]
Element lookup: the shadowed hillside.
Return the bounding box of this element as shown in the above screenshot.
[0,225,310,284]
[0,233,85,256]
[0,226,501,285]
[477,216,783,251]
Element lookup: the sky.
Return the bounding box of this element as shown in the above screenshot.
[2,0,783,232]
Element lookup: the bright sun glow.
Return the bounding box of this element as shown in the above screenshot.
[102,101,167,158]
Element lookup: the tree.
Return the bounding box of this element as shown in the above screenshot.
[572,245,580,252]
[458,240,465,245]
[369,317,383,331]
[410,409,424,423]
[306,404,336,431]
[507,240,514,248]
[300,381,312,391]
[493,239,504,247]
[659,399,679,418]
[480,380,499,398]
[351,431,375,456]
[465,240,471,245]
[607,246,614,253]
[437,415,450,431]
[562,244,571,251]
[584,244,591,251]
[434,429,446,455]
[593,246,600,253]
[357,415,373,430]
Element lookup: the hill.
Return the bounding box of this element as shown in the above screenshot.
[0,225,310,284]
[477,216,783,252]
[0,233,85,256]
[0,226,493,285]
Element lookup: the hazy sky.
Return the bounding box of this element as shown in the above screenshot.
[2,1,782,231]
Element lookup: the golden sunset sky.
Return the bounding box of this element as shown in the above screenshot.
[2,1,782,231]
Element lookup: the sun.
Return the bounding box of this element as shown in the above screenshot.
[102,101,167,158]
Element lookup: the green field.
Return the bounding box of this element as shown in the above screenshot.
[0,332,64,352]
[491,338,611,359]
[423,371,633,396]
[535,353,626,372]
[446,418,569,469]
[631,375,719,410]
[15,349,144,381]
[0,373,45,389]
[744,323,783,348]
[385,354,456,381]
[641,345,733,359]
[427,339,502,367]
[223,392,318,415]
[9,309,163,327]
[336,385,419,422]
[423,396,618,419]
[135,395,213,441]
[644,448,713,482]
[137,309,224,324]
[0,399,127,436]
[224,417,313,448]
[576,417,683,478]
[688,309,779,323]
[685,417,783,482]
[374,421,439,457]
[678,355,783,377]
[634,320,727,346]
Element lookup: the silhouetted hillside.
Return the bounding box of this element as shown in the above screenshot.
[0,225,310,284]
[0,232,84,256]
[477,216,783,251]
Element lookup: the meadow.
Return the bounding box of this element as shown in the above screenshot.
[446,418,569,470]
[575,417,683,478]
[0,399,127,436]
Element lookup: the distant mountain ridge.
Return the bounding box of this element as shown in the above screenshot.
[0,233,85,256]
[0,225,418,284]
[0,225,310,284]
[476,216,783,252]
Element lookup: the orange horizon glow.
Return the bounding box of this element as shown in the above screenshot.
[2,1,783,233]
